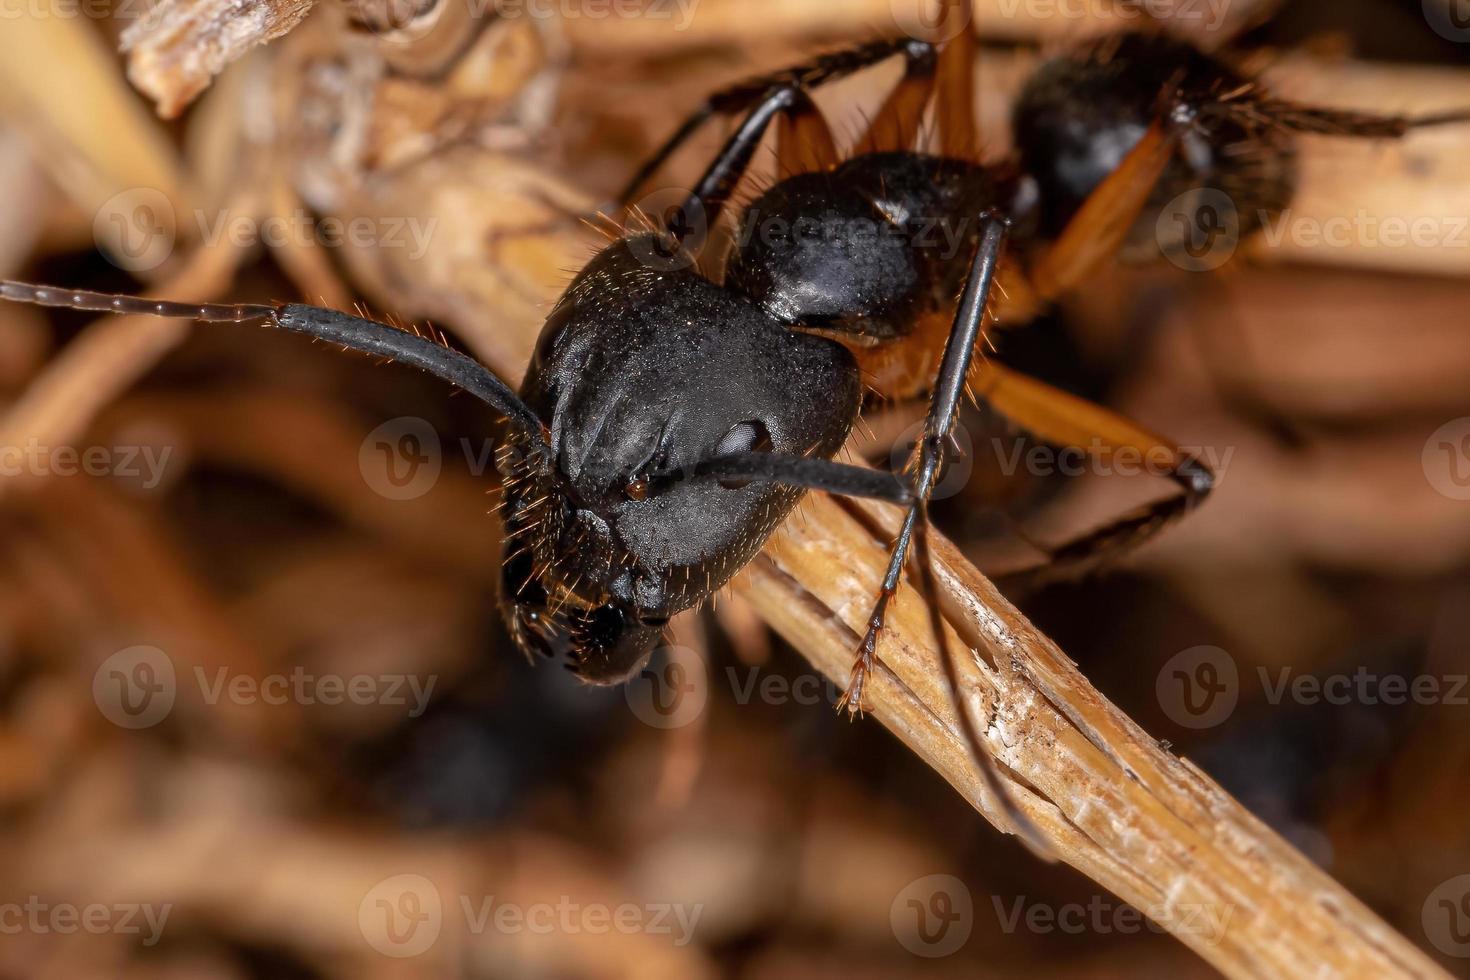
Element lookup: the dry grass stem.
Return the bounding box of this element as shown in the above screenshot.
[740,493,1449,979]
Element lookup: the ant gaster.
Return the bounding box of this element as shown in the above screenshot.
[4,6,1464,734]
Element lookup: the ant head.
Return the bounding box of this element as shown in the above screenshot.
[1011,32,1294,247]
[494,235,860,679]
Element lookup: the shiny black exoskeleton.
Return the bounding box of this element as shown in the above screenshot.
[726,153,1000,338]
[496,237,863,681]
[1014,33,1354,258]
[496,151,1004,683]
[2,20,1451,691]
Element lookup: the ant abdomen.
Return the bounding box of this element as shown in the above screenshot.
[1013,32,1296,259]
[725,153,1001,337]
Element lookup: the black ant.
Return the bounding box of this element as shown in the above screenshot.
[1,3,1464,788]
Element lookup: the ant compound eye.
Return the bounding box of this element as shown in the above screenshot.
[713,421,773,489]
[624,476,650,502]
[716,420,772,457]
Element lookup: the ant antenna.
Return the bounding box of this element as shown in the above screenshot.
[0,281,549,449]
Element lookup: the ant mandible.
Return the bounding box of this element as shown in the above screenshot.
[3,4,1463,720]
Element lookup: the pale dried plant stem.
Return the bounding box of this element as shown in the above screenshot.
[739,492,1446,979]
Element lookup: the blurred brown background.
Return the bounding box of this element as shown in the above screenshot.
[0,0,1468,976]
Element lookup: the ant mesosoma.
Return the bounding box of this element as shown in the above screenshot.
[2,5,1463,755]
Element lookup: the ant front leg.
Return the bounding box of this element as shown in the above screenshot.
[1025,119,1179,302]
[838,214,1009,716]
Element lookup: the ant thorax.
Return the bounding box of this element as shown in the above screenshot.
[725,152,1005,340]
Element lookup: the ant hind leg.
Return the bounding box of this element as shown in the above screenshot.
[972,361,1215,594]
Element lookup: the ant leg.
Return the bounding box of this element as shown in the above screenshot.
[777,94,839,178]
[668,84,825,237]
[858,41,939,154]
[935,0,977,159]
[617,37,929,206]
[838,214,1009,716]
[854,0,981,159]
[673,20,964,238]
[0,282,548,447]
[971,361,1214,593]
[1027,120,1178,301]
[1223,98,1470,140]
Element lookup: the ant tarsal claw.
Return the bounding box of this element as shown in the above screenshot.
[837,661,870,718]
